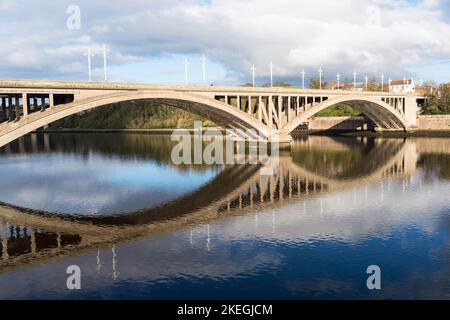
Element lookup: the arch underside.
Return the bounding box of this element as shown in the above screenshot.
[283,96,410,134]
[0,92,270,147]
[155,99,263,136]
[340,101,405,130]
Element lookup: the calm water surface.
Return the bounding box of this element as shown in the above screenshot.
[1,133,450,299]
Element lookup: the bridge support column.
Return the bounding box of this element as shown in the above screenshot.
[277,96,283,126]
[1,97,6,122]
[22,93,28,118]
[268,96,274,128]
[1,220,8,259]
[14,96,20,121]
[8,96,14,121]
[269,132,293,149]
[404,96,417,128]
[287,96,291,122]
[49,94,55,109]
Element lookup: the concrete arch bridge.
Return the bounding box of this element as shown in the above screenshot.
[0,80,424,147]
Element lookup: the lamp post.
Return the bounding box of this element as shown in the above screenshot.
[84,48,93,82]
[365,75,369,91]
[269,62,273,87]
[336,72,340,90]
[182,58,189,85]
[98,44,110,82]
[381,73,385,92]
[251,64,256,87]
[200,54,207,85]
[318,67,323,89]
[353,72,357,91]
[301,69,306,89]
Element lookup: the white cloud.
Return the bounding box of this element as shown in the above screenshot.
[0,0,450,82]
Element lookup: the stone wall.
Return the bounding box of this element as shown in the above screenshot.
[301,115,450,131]
[417,115,450,130]
[306,116,373,131]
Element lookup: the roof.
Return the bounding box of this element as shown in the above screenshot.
[390,79,413,86]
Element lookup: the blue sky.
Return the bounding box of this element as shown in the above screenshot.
[0,0,450,85]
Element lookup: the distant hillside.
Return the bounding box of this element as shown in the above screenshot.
[51,101,215,129]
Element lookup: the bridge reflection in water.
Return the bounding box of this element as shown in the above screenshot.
[0,133,447,279]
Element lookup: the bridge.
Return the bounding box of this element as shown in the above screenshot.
[0,80,424,147]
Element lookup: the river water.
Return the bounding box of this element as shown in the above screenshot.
[0,133,450,299]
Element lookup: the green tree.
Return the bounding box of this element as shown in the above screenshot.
[309,77,328,89]
[423,84,450,114]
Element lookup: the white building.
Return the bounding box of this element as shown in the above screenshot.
[389,78,415,93]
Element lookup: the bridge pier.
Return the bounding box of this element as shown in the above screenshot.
[0,97,6,122]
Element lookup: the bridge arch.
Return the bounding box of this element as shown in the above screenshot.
[282,95,410,134]
[0,91,270,148]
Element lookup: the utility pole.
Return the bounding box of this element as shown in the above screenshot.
[200,54,207,85]
[301,69,306,89]
[99,44,110,82]
[269,62,273,87]
[84,48,93,82]
[318,67,323,89]
[182,58,189,85]
[251,64,256,87]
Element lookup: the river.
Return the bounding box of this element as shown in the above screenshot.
[0,133,450,299]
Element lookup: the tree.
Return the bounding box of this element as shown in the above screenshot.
[262,81,292,88]
[422,84,450,115]
[309,77,328,89]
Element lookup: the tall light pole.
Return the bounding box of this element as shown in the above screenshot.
[98,44,110,82]
[365,75,369,91]
[251,64,256,87]
[318,67,323,89]
[381,73,385,92]
[200,54,207,85]
[182,57,189,85]
[269,62,273,87]
[336,72,340,90]
[353,71,357,91]
[84,48,93,82]
[301,69,306,89]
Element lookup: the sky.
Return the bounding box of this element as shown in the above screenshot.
[1,0,450,86]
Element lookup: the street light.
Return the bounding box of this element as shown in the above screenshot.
[200,55,207,85]
[336,72,340,90]
[182,58,189,85]
[353,72,357,91]
[301,69,306,89]
[365,75,369,91]
[98,44,110,82]
[251,64,256,87]
[381,73,385,92]
[269,62,274,87]
[318,67,323,89]
[83,48,93,82]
